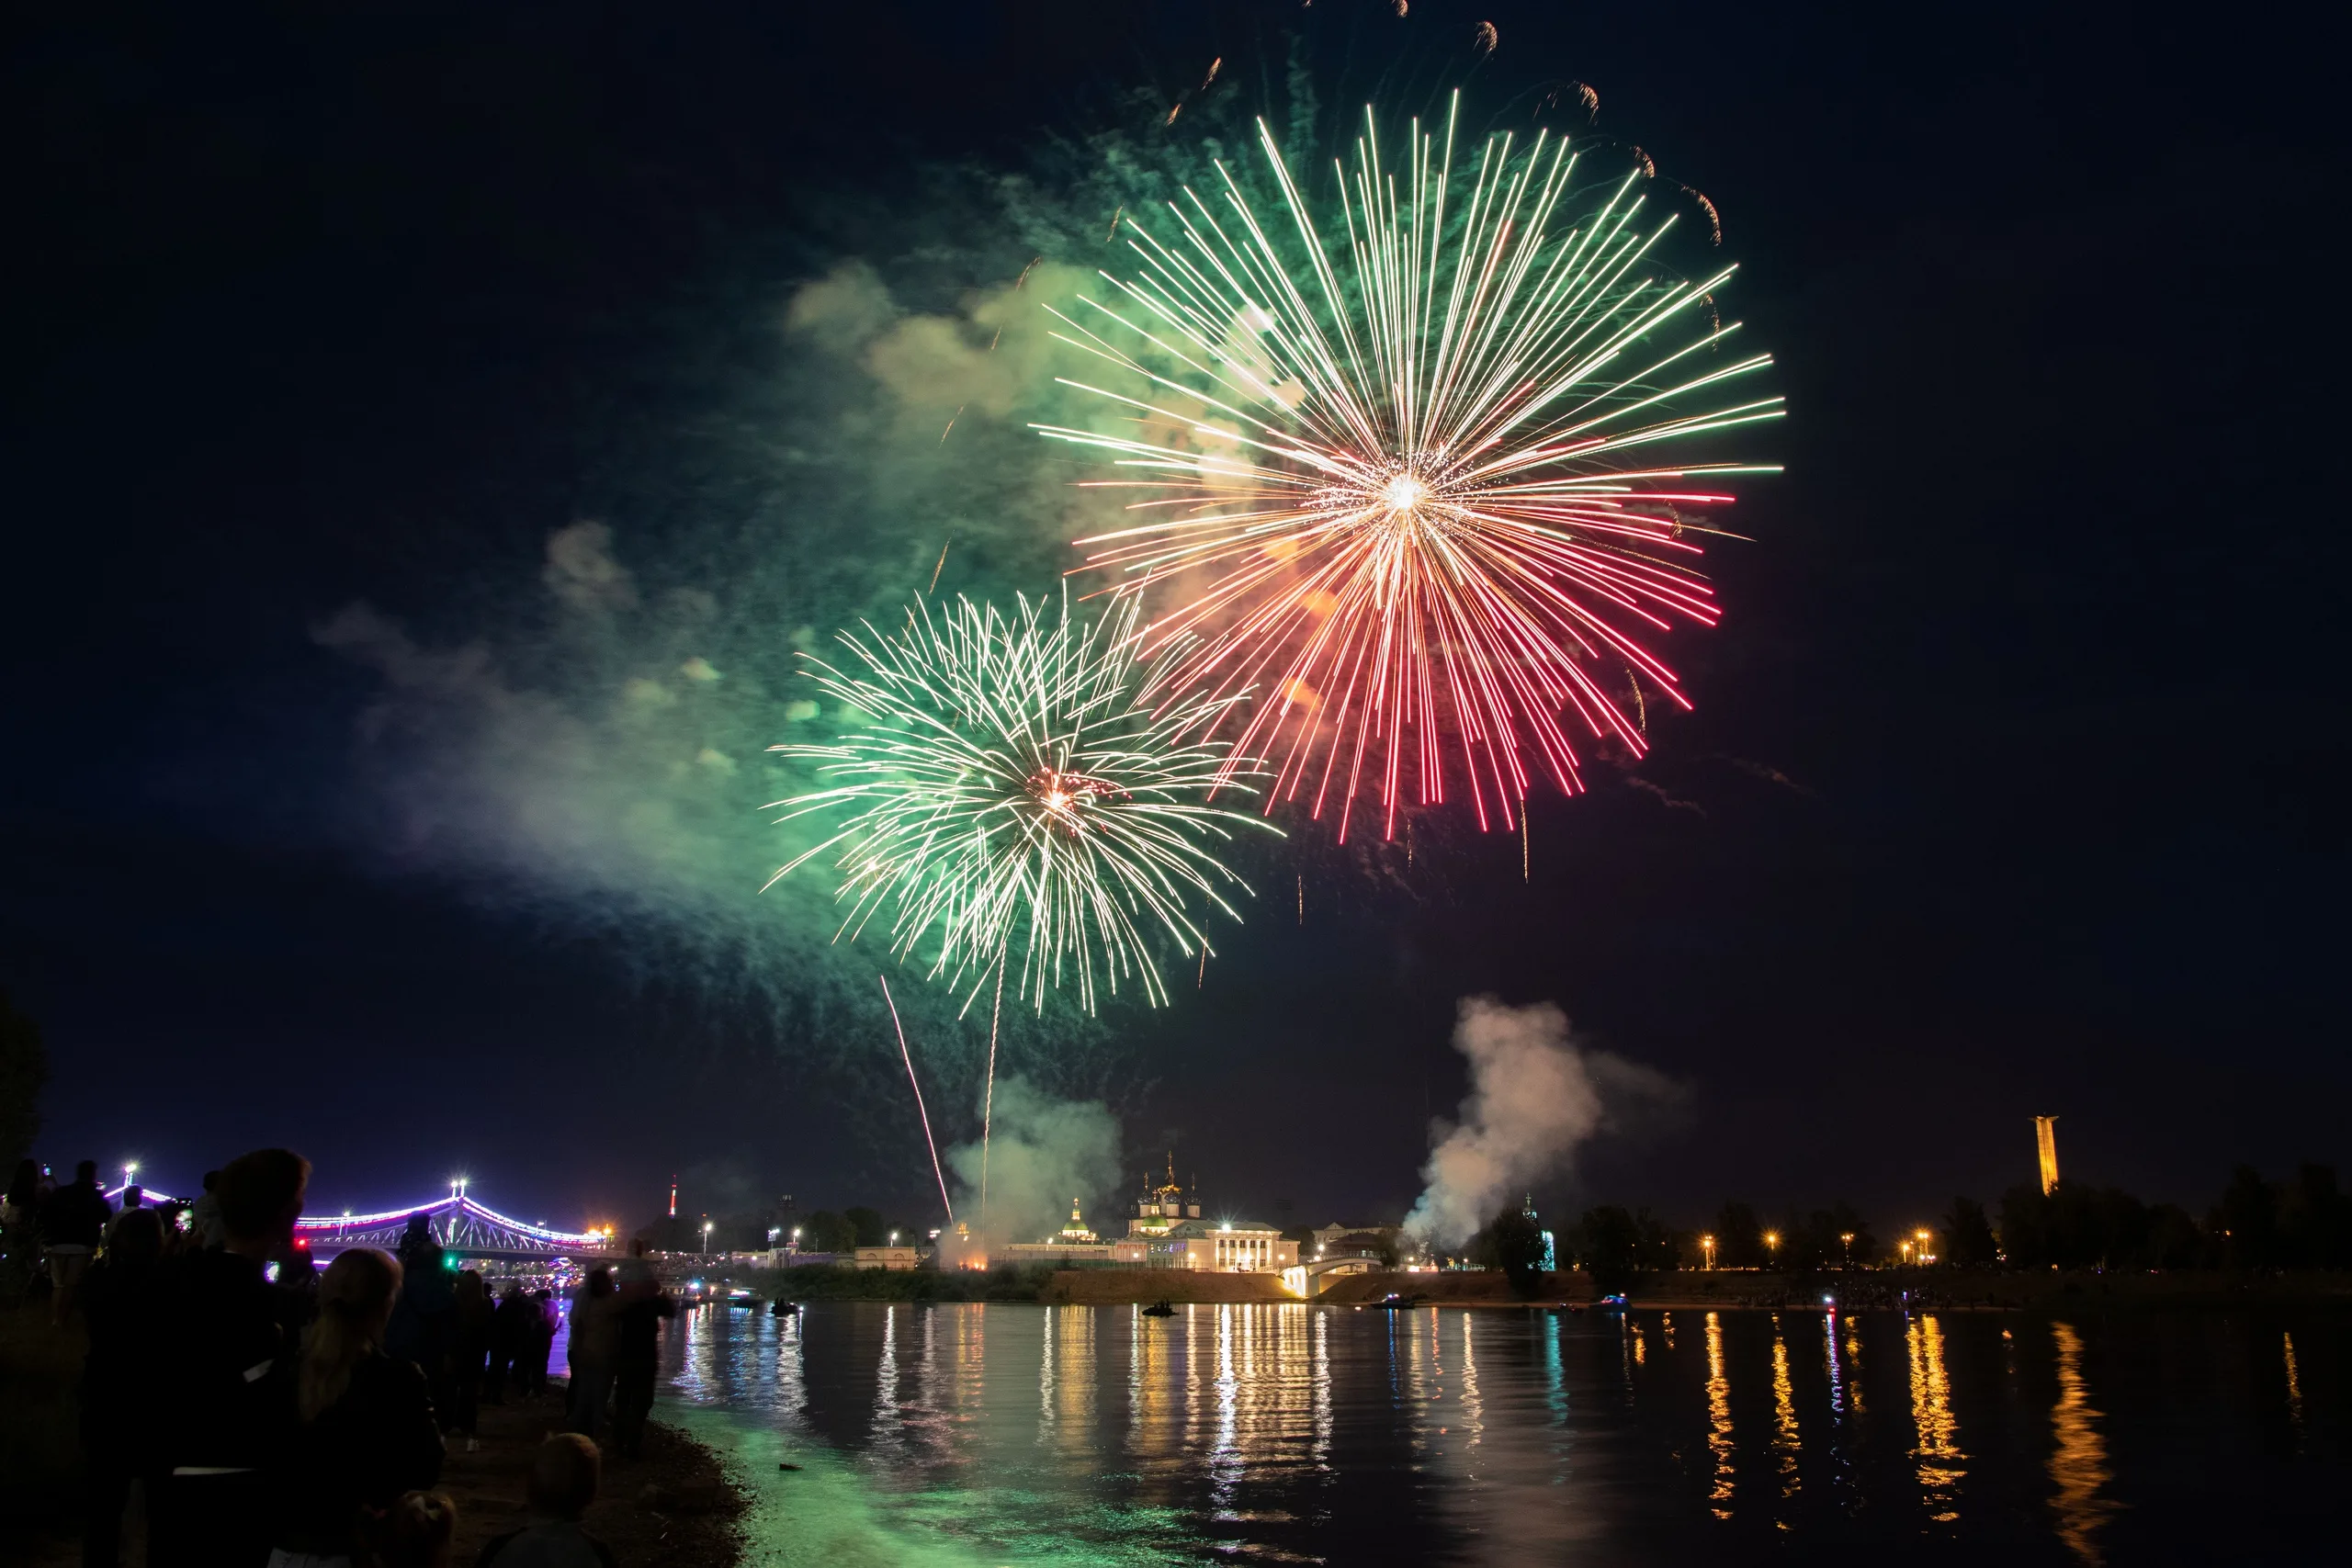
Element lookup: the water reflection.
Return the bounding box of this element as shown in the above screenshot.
[651,1301,2347,1567]
[1822,1314,1857,1510]
[1704,1310,1735,1519]
[2283,1331,2304,1436]
[1770,1319,1802,1510]
[2048,1321,2120,1564]
[1906,1314,1964,1523]
[1844,1316,1865,1415]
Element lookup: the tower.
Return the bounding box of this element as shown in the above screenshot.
[2034,1116,2061,1195]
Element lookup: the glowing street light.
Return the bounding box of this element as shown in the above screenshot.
[1916,1228,1932,1266]
[1764,1230,1781,1264]
[1701,1235,1717,1270]
[702,1219,714,1256]
[1840,1232,1855,1267]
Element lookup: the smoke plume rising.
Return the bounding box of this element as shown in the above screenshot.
[944,1077,1121,1253]
[1404,997,1679,1248]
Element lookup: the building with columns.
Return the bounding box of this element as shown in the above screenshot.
[1148,1217,1298,1273]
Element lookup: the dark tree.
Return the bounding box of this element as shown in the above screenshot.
[842,1206,893,1247]
[1573,1206,1643,1296]
[2144,1203,2207,1269]
[1473,1205,1547,1296]
[1633,1208,1687,1271]
[0,990,45,1170]
[1806,1204,1877,1267]
[1997,1183,2050,1266]
[1712,1201,1764,1269]
[2281,1165,2352,1268]
[1942,1197,1997,1268]
[2213,1166,2280,1269]
[800,1210,859,1254]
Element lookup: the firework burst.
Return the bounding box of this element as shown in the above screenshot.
[766,592,1275,1014]
[1035,94,1782,839]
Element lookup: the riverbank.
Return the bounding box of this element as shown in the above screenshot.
[0,1300,747,1566]
[1622,1267,2352,1312]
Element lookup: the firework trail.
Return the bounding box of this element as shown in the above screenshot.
[878,974,955,1224]
[1036,94,1781,840]
[769,592,1278,1233]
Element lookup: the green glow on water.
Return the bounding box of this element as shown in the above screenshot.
[677,1409,1209,1567]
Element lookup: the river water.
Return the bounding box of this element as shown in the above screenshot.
[642,1300,2344,1565]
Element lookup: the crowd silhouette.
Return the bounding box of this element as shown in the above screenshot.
[2,1149,665,1568]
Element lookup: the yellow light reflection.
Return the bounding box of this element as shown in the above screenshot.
[1771,1321,1802,1506]
[1905,1314,1964,1523]
[2283,1331,2304,1433]
[1705,1311,1735,1519]
[2048,1321,2119,1564]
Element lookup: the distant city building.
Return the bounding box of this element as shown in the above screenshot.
[1310,1222,1408,1258]
[1004,1199,1148,1267]
[2035,1116,2062,1195]
[852,1246,919,1270]
[1148,1218,1299,1273]
[1126,1156,1202,1239]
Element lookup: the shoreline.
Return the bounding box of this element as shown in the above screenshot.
[0,1301,747,1566]
[750,1264,2352,1314]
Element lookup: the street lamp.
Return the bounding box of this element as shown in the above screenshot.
[888,1231,899,1246]
[1840,1232,1855,1268]
[1764,1230,1781,1265]
[1916,1227,1932,1266]
[1701,1235,1716,1270]
[702,1220,713,1257]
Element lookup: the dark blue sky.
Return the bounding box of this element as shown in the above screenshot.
[6,1,2346,1236]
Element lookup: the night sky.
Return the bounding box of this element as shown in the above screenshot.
[6,2,2346,1238]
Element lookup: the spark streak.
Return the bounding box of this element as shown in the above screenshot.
[878,974,954,1224]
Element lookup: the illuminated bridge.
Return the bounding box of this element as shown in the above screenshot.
[110,1179,616,1261]
[300,1185,616,1260]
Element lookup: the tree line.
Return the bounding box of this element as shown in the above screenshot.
[1475,1161,2352,1295]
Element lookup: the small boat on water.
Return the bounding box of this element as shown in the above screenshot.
[1141,1299,1176,1317]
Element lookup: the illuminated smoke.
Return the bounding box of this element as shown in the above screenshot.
[1404,997,1678,1248]
[943,1077,1120,1253]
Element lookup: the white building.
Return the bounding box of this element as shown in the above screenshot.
[1003,1199,1148,1266]
[1148,1218,1299,1273]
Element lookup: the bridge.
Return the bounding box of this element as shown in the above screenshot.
[107,1179,617,1262]
[301,1188,616,1261]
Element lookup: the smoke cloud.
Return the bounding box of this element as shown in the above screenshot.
[303,87,1340,1185]
[944,1076,1121,1251]
[1404,998,1679,1248]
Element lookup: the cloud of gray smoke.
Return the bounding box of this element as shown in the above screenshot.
[943,1076,1121,1252]
[1404,998,1680,1248]
[304,86,1335,1178]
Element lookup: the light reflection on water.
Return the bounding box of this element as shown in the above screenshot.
[2048,1321,2118,1564]
[649,1302,2346,1566]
